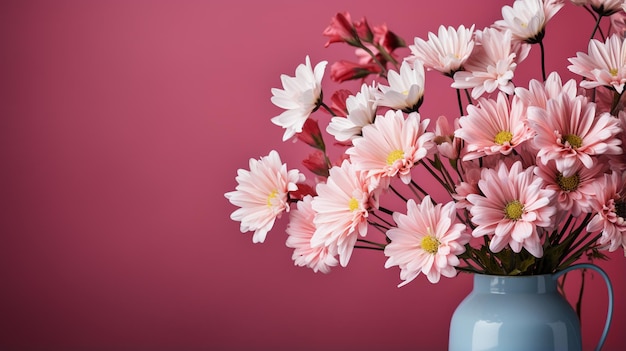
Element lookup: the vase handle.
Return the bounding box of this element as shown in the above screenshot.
[553,263,613,351]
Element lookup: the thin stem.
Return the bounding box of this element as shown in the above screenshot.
[319,101,337,117]
[389,184,408,203]
[456,88,464,116]
[538,39,546,82]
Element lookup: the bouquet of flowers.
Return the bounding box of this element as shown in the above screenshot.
[225,0,626,288]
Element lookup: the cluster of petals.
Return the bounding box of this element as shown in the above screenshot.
[286,195,339,273]
[568,34,626,94]
[310,160,373,267]
[494,0,564,43]
[587,171,626,252]
[534,160,606,216]
[384,196,470,286]
[347,110,435,189]
[322,12,358,47]
[571,0,626,16]
[467,161,557,258]
[514,71,578,110]
[271,56,327,141]
[408,24,475,76]
[455,92,534,160]
[225,150,305,243]
[452,28,528,99]
[434,115,461,159]
[376,60,425,112]
[327,83,379,142]
[527,92,623,176]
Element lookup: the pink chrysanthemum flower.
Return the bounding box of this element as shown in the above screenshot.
[467,161,557,257]
[225,150,305,243]
[514,71,578,110]
[452,28,527,99]
[384,196,470,286]
[587,171,626,252]
[376,60,425,112]
[311,160,373,267]
[494,0,564,44]
[271,56,328,141]
[568,34,626,94]
[327,83,378,142]
[455,92,535,161]
[408,24,475,76]
[286,195,339,273]
[534,159,606,216]
[347,110,435,188]
[528,93,623,176]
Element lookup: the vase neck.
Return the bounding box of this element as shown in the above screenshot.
[473,274,558,294]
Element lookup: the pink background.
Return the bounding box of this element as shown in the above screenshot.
[1,0,624,350]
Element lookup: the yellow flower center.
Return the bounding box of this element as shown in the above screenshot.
[494,130,513,145]
[267,190,278,207]
[386,149,404,165]
[562,134,582,148]
[504,200,524,220]
[421,235,440,254]
[610,68,619,76]
[557,173,580,192]
[348,197,360,212]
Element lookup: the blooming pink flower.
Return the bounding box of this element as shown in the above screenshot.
[225,150,305,243]
[376,60,425,112]
[528,93,623,176]
[455,92,535,161]
[534,159,607,216]
[347,110,435,188]
[322,12,358,47]
[514,71,578,110]
[408,24,475,75]
[327,83,379,142]
[452,28,524,99]
[384,196,470,286]
[568,34,626,94]
[587,171,626,252]
[467,161,557,257]
[494,0,564,43]
[310,160,373,267]
[286,195,339,273]
[271,56,327,141]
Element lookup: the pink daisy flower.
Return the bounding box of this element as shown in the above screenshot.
[384,196,470,286]
[310,160,373,267]
[568,34,626,94]
[408,24,475,76]
[467,161,557,257]
[434,115,461,160]
[452,28,528,99]
[286,195,339,273]
[571,0,626,16]
[225,150,305,243]
[528,93,623,176]
[534,159,607,216]
[587,171,626,252]
[514,71,578,110]
[347,110,435,188]
[455,92,535,161]
[271,56,328,141]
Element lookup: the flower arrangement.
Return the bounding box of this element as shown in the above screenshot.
[225,0,626,288]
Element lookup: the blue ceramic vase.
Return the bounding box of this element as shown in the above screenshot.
[448,263,613,351]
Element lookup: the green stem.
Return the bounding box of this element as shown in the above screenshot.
[538,39,547,82]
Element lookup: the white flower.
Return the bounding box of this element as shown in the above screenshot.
[271,56,327,141]
[376,60,425,112]
[327,83,379,142]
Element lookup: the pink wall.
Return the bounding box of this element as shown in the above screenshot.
[1,0,624,350]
